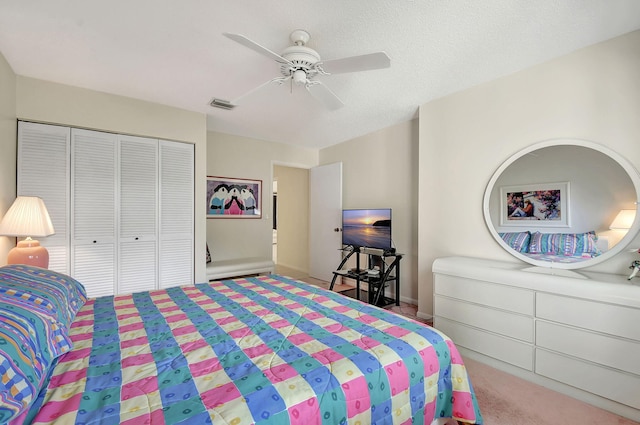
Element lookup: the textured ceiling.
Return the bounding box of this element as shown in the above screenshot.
[1,1,640,149]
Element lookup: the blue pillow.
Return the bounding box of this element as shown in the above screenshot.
[0,265,87,333]
[499,232,531,253]
[559,232,601,257]
[528,232,601,257]
[0,265,87,422]
[528,232,562,254]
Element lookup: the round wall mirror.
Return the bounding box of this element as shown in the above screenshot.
[483,139,640,269]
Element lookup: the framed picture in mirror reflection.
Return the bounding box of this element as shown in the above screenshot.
[500,182,569,227]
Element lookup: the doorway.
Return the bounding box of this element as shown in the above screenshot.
[272,162,342,280]
[272,165,309,273]
[272,180,277,264]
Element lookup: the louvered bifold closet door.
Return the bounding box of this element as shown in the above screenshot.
[159,140,194,288]
[17,122,70,274]
[119,135,158,294]
[71,129,117,298]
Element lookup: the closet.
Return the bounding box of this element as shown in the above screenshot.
[17,121,194,297]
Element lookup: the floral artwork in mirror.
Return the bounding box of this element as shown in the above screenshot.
[500,182,569,227]
[483,139,640,270]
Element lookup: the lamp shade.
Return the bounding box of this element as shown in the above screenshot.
[0,196,55,237]
[609,209,636,230]
[0,196,55,268]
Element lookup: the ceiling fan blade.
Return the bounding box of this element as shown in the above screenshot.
[231,76,291,105]
[318,51,390,74]
[306,82,344,110]
[223,33,292,65]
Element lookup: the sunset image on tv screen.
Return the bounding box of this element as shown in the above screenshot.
[342,209,391,250]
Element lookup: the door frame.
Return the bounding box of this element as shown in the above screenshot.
[271,160,342,280]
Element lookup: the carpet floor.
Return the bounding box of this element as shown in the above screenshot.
[463,356,639,424]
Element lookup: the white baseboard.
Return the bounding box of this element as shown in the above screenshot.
[399,294,418,305]
[417,310,433,321]
[274,262,307,275]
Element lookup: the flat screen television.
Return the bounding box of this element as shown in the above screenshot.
[342,208,392,251]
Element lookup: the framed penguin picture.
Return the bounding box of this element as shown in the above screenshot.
[206,176,262,218]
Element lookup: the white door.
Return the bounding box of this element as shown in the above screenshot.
[119,135,158,294]
[158,140,194,289]
[17,122,70,274]
[71,129,118,298]
[309,162,342,281]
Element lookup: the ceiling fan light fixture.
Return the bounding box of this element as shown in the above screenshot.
[293,69,307,85]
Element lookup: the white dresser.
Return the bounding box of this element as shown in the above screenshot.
[433,256,640,422]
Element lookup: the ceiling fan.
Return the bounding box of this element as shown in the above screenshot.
[211,29,390,111]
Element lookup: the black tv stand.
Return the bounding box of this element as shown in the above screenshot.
[330,246,402,307]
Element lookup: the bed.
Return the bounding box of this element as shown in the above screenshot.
[0,265,482,425]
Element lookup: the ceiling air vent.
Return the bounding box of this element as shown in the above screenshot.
[209,98,236,110]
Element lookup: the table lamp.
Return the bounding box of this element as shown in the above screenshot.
[0,196,55,268]
[609,209,636,230]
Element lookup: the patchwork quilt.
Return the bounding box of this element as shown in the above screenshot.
[21,275,482,424]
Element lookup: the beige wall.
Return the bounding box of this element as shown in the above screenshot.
[320,119,419,303]
[0,52,16,265]
[273,165,309,272]
[14,77,209,283]
[419,30,640,317]
[206,131,317,263]
[6,30,638,315]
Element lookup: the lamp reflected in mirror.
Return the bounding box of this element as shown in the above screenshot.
[610,209,636,230]
[0,196,55,268]
[608,209,637,249]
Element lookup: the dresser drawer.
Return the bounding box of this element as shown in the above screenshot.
[536,348,640,410]
[435,274,534,315]
[435,295,533,342]
[435,317,533,371]
[536,320,640,375]
[536,293,640,340]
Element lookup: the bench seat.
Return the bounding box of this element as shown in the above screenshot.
[206,257,275,281]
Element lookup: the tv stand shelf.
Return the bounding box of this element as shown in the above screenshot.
[330,247,402,307]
